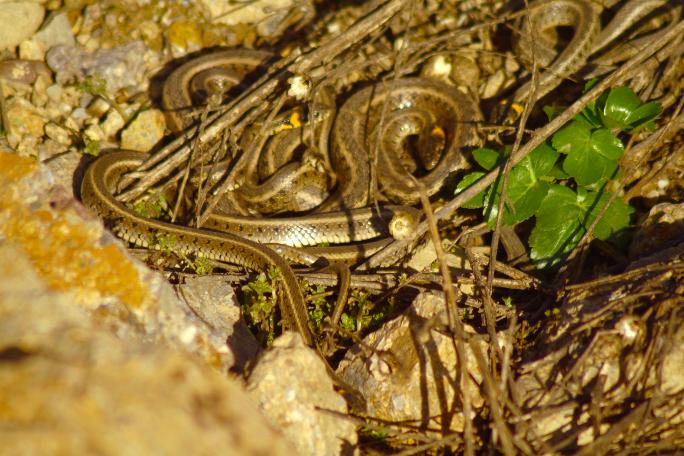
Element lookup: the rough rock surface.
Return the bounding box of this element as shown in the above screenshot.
[0,1,45,51]
[32,11,75,50]
[515,243,684,448]
[174,275,260,373]
[337,291,489,433]
[247,332,357,456]
[120,109,166,152]
[0,241,295,455]
[0,149,250,374]
[46,41,152,93]
[199,0,313,37]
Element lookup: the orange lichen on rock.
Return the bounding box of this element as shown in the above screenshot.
[0,151,147,308]
[0,149,38,180]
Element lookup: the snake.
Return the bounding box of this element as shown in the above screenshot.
[80,0,679,354]
[513,0,674,101]
[81,150,316,346]
[80,46,482,353]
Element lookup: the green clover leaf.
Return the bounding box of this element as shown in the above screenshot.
[579,189,634,240]
[552,121,623,186]
[455,171,487,208]
[529,185,585,267]
[600,86,661,131]
[486,143,558,225]
[471,147,502,170]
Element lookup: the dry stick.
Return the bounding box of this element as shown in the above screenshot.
[194,128,231,225]
[469,339,529,456]
[557,97,684,285]
[118,0,409,204]
[368,0,418,209]
[119,49,302,194]
[196,93,289,225]
[359,17,684,272]
[171,96,219,223]
[624,102,684,199]
[119,80,279,202]
[483,0,541,415]
[489,0,540,292]
[415,182,475,456]
[292,0,409,74]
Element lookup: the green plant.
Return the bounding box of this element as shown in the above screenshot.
[76,73,129,123]
[129,194,169,220]
[83,138,101,156]
[301,281,331,331]
[241,268,279,345]
[455,85,660,268]
[76,74,108,97]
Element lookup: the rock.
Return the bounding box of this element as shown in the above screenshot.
[337,292,489,433]
[82,123,105,142]
[45,83,63,102]
[629,202,684,259]
[46,41,149,94]
[175,275,259,372]
[18,38,45,60]
[0,59,51,86]
[199,0,313,37]
[0,150,248,373]
[165,20,203,56]
[405,238,438,271]
[100,109,125,139]
[0,2,45,51]
[4,96,47,138]
[481,69,506,99]
[120,109,166,152]
[247,332,357,455]
[0,240,295,455]
[515,243,684,451]
[44,121,72,145]
[421,54,453,83]
[32,11,75,49]
[41,149,80,195]
[450,53,481,90]
[86,97,111,119]
[31,69,51,107]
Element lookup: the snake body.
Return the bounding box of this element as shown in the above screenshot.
[81,151,315,346]
[514,0,671,101]
[81,0,673,349]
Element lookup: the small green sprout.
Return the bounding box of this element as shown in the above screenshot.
[83,138,101,156]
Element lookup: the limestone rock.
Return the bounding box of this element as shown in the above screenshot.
[120,109,165,152]
[0,150,248,373]
[175,275,259,372]
[46,40,149,94]
[247,332,357,455]
[0,244,295,455]
[0,2,45,50]
[199,0,313,37]
[337,292,489,433]
[32,11,75,49]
